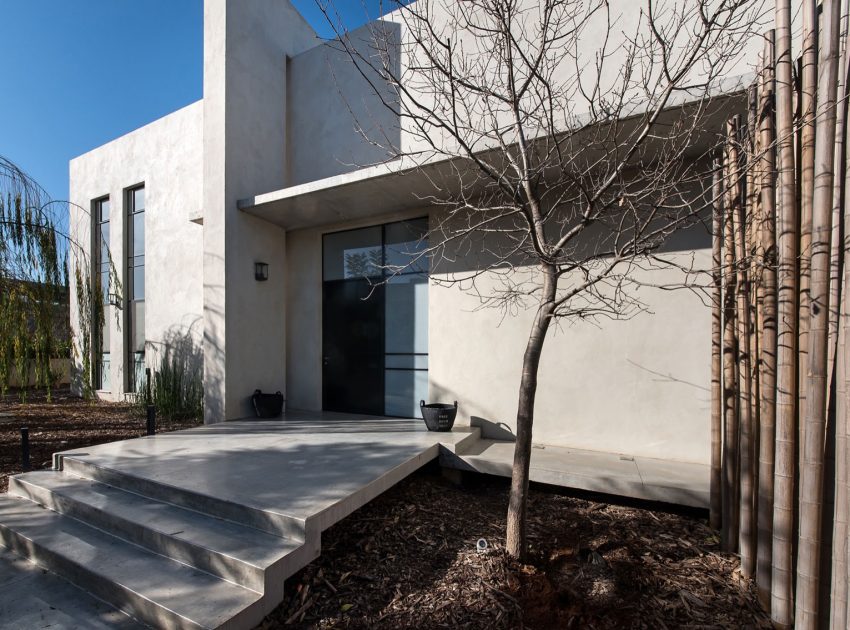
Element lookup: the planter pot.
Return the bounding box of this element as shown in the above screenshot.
[252,390,284,419]
[420,400,458,432]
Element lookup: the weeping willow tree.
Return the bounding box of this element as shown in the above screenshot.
[0,155,116,400]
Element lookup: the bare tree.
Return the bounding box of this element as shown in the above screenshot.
[318,0,764,558]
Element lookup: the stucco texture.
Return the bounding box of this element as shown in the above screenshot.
[69,102,204,401]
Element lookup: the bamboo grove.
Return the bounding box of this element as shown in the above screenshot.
[710,1,850,627]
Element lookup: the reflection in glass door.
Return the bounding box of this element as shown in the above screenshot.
[322,218,428,417]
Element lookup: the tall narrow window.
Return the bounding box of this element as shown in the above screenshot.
[94,197,110,391]
[383,218,429,417]
[126,186,145,392]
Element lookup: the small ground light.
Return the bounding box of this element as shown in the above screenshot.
[476,538,488,553]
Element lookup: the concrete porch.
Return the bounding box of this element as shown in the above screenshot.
[0,411,708,629]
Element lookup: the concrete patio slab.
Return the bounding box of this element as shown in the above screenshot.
[448,438,709,508]
[54,412,478,537]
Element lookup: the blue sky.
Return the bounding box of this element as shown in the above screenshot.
[0,0,390,203]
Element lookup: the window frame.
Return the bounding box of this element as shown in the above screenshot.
[92,195,111,391]
[125,184,145,393]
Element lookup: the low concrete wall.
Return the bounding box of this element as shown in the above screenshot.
[7,359,71,388]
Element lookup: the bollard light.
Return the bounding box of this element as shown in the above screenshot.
[20,427,30,472]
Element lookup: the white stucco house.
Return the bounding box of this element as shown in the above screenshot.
[68,0,760,472]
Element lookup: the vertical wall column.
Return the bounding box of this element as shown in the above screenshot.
[202,0,318,422]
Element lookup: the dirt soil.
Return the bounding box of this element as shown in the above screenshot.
[258,466,770,630]
[0,387,202,492]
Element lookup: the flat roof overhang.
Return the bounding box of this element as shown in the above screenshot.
[238,86,749,231]
[238,157,454,230]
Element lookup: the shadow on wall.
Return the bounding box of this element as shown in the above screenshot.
[147,321,204,378]
[145,320,204,421]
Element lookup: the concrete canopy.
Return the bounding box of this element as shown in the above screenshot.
[238,157,450,230]
[238,90,747,231]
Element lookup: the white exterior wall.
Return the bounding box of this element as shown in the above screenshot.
[429,255,712,464]
[287,22,398,186]
[285,0,765,184]
[69,102,204,401]
[284,209,711,464]
[202,0,318,421]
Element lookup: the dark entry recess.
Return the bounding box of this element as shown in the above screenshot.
[322,279,385,415]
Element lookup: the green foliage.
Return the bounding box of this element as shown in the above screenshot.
[0,155,117,400]
[137,345,204,422]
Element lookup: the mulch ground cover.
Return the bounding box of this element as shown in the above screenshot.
[0,387,202,492]
[259,466,771,629]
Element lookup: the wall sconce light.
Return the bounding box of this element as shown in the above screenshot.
[254,261,269,282]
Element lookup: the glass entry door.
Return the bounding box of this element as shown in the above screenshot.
[322,218,428,417]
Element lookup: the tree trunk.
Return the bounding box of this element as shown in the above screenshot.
[506,263,557,560]
[772,1,800,626]
[723,124,741,553]
[758,31,778,611]
[711,162,725,531]
[796,2,841,627]
[732,115,756,577]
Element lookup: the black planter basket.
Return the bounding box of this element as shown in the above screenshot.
[252,390,284,419]
[420,400,458,432]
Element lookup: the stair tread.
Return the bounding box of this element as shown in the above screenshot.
[0,495,261,629]
[13,470,301,569]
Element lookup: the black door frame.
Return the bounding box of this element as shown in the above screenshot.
[321,218,428,417]
[321,278,386,415]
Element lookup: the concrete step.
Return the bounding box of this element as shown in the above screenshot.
[0,495,264,630]
[0,547,146,629]
[9,470,307,593]
[59,455,307,541]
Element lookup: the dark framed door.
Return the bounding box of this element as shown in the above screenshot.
[322,279,384,414]
[322,219,429,417]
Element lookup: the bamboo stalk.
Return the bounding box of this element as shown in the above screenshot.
[723,120,742,553]
[799,0,819,423]
[757,30,778,612]
[772,1,800,626]
[748,86,763,541]
[796,2,842,627]
[711,161,724,532]
[830,5,850,628]
[734,114,756,579]
[828,3,848,407]
[832,238,849,630]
